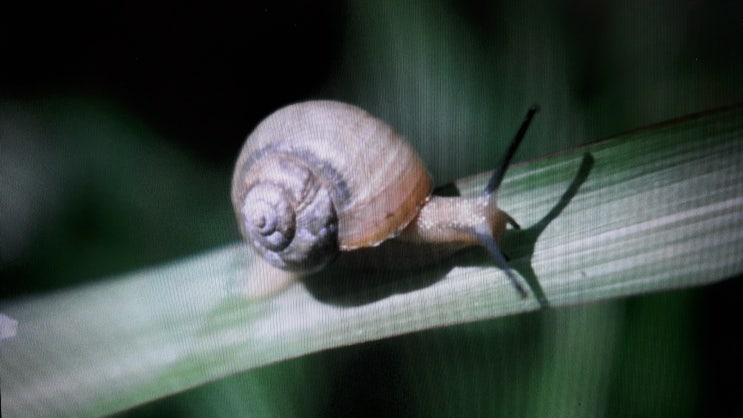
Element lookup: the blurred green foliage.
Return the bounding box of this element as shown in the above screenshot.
[2,0,741,416]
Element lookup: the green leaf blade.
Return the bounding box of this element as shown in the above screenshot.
[1,106,742,417]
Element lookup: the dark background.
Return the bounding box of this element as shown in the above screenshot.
[1,1,742,416]
[1,2,344,162]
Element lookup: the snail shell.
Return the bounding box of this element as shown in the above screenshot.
[231,100,432,273]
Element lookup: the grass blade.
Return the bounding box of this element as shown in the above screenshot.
[1,105,742,417]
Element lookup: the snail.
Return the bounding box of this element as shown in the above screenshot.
[231,100,537,298]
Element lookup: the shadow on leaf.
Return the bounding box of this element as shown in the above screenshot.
[304,153,594,308]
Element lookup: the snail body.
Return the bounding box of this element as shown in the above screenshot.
[232,100,536,297]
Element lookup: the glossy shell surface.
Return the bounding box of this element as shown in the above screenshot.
[232,100,433,271]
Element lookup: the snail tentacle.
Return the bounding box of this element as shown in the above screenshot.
[476,105,538,298]
[484,105,539,195]
[476,228,528,299]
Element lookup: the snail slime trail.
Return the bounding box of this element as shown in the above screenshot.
[232,101,537,298]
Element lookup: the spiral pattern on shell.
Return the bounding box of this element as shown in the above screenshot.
[236,155,339,272]
[242,183,296,252]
